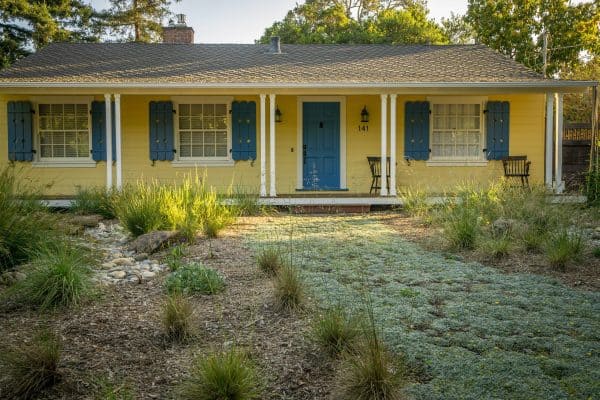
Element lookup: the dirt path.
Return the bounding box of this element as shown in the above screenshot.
[0,217,334,399]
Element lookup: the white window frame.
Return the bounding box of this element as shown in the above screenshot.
[31,96,95,168]
[171,96,234,167]
[426,96,488,167]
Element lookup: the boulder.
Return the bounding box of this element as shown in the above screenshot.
[128,231,178,254]
[491,218,518,237]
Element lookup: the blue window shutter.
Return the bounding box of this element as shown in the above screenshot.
[149,101,174,161]
[404,101,430,160]
[7,101,34,161]
[91,101,117,162]
[486,101,510,160]
[231,101,257,161]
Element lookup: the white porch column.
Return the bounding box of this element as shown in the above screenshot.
[259,94,267,197]
[104,93,113,190]
[545,93,554,188]
[554,93,564,193]
[269,94,277,197]
[114,94,122,190]
[389,94,397,196]
[380,94,388,196]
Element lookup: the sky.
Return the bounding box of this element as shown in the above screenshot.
[89,0,468,43]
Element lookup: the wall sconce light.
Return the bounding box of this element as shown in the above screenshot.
[360,106,369,123]
[275,106,282,123]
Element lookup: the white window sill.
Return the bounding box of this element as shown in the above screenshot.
[426,160,489,167]
[32,161,97,168]
[172,159,235,168]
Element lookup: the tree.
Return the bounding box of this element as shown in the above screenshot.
[562,57,600,123]
[102,0,180,43]
[0,0,99,68]
[441,12,475,44]
[258,0,447,45]
[465,0,600,76]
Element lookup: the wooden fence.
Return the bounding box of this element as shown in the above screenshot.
[563,123,595,190]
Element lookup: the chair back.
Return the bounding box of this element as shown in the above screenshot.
[502,155,530,176]
[367,156,381,177]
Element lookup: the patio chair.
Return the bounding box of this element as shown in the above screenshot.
[502,155,531,188]
[367,156,391,194]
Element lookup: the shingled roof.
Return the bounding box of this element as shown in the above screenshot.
[0,42,590,88]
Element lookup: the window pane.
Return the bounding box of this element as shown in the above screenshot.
[191,104,203,116]
[177,104,229,159]
[216,116,227,129]
[203,104,214,117]
[179,104,190,116]
[179,116,190,130]
[204,144,215,157]
[215,104,226,116]
[40,145,52,158]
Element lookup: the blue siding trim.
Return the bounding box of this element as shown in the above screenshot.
[404,101,430,160]
[231,101,257,161]
[7,101,34,161]
[485,101,510,160]
[149,101,175,161]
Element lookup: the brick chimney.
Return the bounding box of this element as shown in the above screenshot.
[163,14,194,44]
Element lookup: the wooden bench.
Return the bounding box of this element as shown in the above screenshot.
[502,156,531,187]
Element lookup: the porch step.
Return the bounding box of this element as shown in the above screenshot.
[288,204,372,214]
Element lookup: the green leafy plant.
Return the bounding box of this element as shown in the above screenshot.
[273,264,305,312]
[165,263,225,295]
[161,293,195,343]
[593,247,600,258]
[179,348,261,400]
[312,307,360,355]
[0,330,62,400]
[7,241,93,309]
[93,377,135,400]
[545,230,584,270]
[584,168,600,207]
[256,247,283,276]
[165,244,188,271]
[72,186,117,219]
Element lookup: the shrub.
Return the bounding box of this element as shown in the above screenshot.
[7,241,93,309]
[0,166,58,270]
[0,330,62,400]
[256,247,283,276]
[312,307,360,355]
[113,181,165,237]
[165,263,225,295]
[72,186,116,219]
[162,293,195,343]
[273,264,305,312]
[545,230,584,270]
[179,348,261,400]
[584,168,600,207]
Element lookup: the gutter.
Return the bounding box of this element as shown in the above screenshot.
[0,80,596,90]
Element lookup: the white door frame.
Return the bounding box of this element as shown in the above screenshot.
[296,96,347,190]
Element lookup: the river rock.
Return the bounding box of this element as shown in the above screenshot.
[109,270,127,279]
[112,257,135,266]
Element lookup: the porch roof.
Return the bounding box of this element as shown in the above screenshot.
[0,43,595,91]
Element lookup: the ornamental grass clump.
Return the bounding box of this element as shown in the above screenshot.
[165,262,225,295]
[0,330,62,400]
[399,188,432,219]
[161,292,195,343]
[273,264,305,312]
[72,186,117,219]
[7,241,93,310]
[0,166,58,270]
[256,247,283,276]
[441,205,480,250]
[545,230,584,270]
[334,302,406,400]
[312,307,360,356]
[179,348,261,400]
[113,181,165,237]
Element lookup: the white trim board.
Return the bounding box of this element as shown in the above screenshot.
[296,96,347,190]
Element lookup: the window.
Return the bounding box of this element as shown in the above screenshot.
[178,103,229,159]
[431,103,483,161]
[38,103,90,159]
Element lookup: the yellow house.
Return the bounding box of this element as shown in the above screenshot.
[0,27,595,205]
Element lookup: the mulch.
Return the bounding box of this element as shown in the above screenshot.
[0,217,335,399]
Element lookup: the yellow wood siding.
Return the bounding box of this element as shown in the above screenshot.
[0,93,546,196]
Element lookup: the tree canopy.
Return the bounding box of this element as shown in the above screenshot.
[465,0,600,76]
[258,0,447,45]
[102,0,180,43]
[0,0,99,68]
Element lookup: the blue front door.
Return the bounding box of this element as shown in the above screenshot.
[303,102,340,190]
